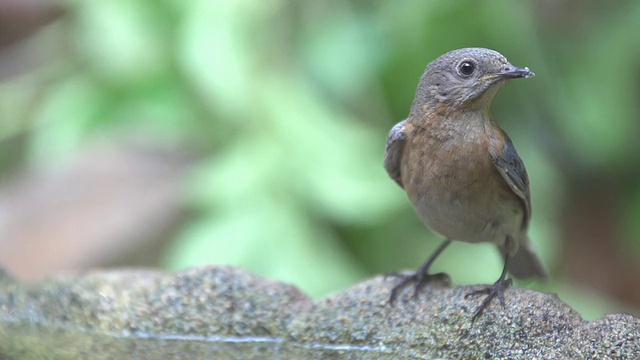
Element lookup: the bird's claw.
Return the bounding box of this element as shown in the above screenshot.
[465,278,513,323]
[386,271,451,305]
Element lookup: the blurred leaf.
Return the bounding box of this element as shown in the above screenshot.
[301,8,385,101]
[258,76,403,224]
[0,76,41,140]
[29,75,104,165]
[552,3,640,168]
[74,0,169,86]
[178,0,272,122]
[166,196,366,298]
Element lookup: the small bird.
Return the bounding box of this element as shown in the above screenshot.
[384,48,548,322]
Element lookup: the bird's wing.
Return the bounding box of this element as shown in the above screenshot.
[384,119,408,188]
[490,130,532,230]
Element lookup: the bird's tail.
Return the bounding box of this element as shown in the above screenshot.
[504,235,549,280]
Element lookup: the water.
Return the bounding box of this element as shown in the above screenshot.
[0,323,414,360]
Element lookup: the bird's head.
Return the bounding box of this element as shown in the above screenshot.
[414,48,534,112]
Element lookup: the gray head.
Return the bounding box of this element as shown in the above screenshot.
[413,48,533,112]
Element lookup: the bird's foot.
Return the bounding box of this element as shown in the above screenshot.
[465,277,513,323]
[385,270,451,305]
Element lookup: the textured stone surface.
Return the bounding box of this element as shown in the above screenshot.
[0,266,638,359]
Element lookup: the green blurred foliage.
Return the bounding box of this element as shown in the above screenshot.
[1,0,639,316]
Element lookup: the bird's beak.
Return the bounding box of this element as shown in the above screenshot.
[481,64,535,82]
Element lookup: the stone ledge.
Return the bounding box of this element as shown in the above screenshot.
[0,266,638,359]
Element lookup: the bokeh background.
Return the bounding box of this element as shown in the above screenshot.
[0,0,639,320]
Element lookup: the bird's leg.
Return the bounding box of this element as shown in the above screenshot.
[465,237,514,323]
[386,239,452,304]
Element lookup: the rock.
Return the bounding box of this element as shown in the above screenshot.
[0,266,638,359]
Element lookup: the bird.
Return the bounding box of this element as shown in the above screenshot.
[383,47,548,322]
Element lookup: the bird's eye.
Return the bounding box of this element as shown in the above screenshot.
[458,61,475,76]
